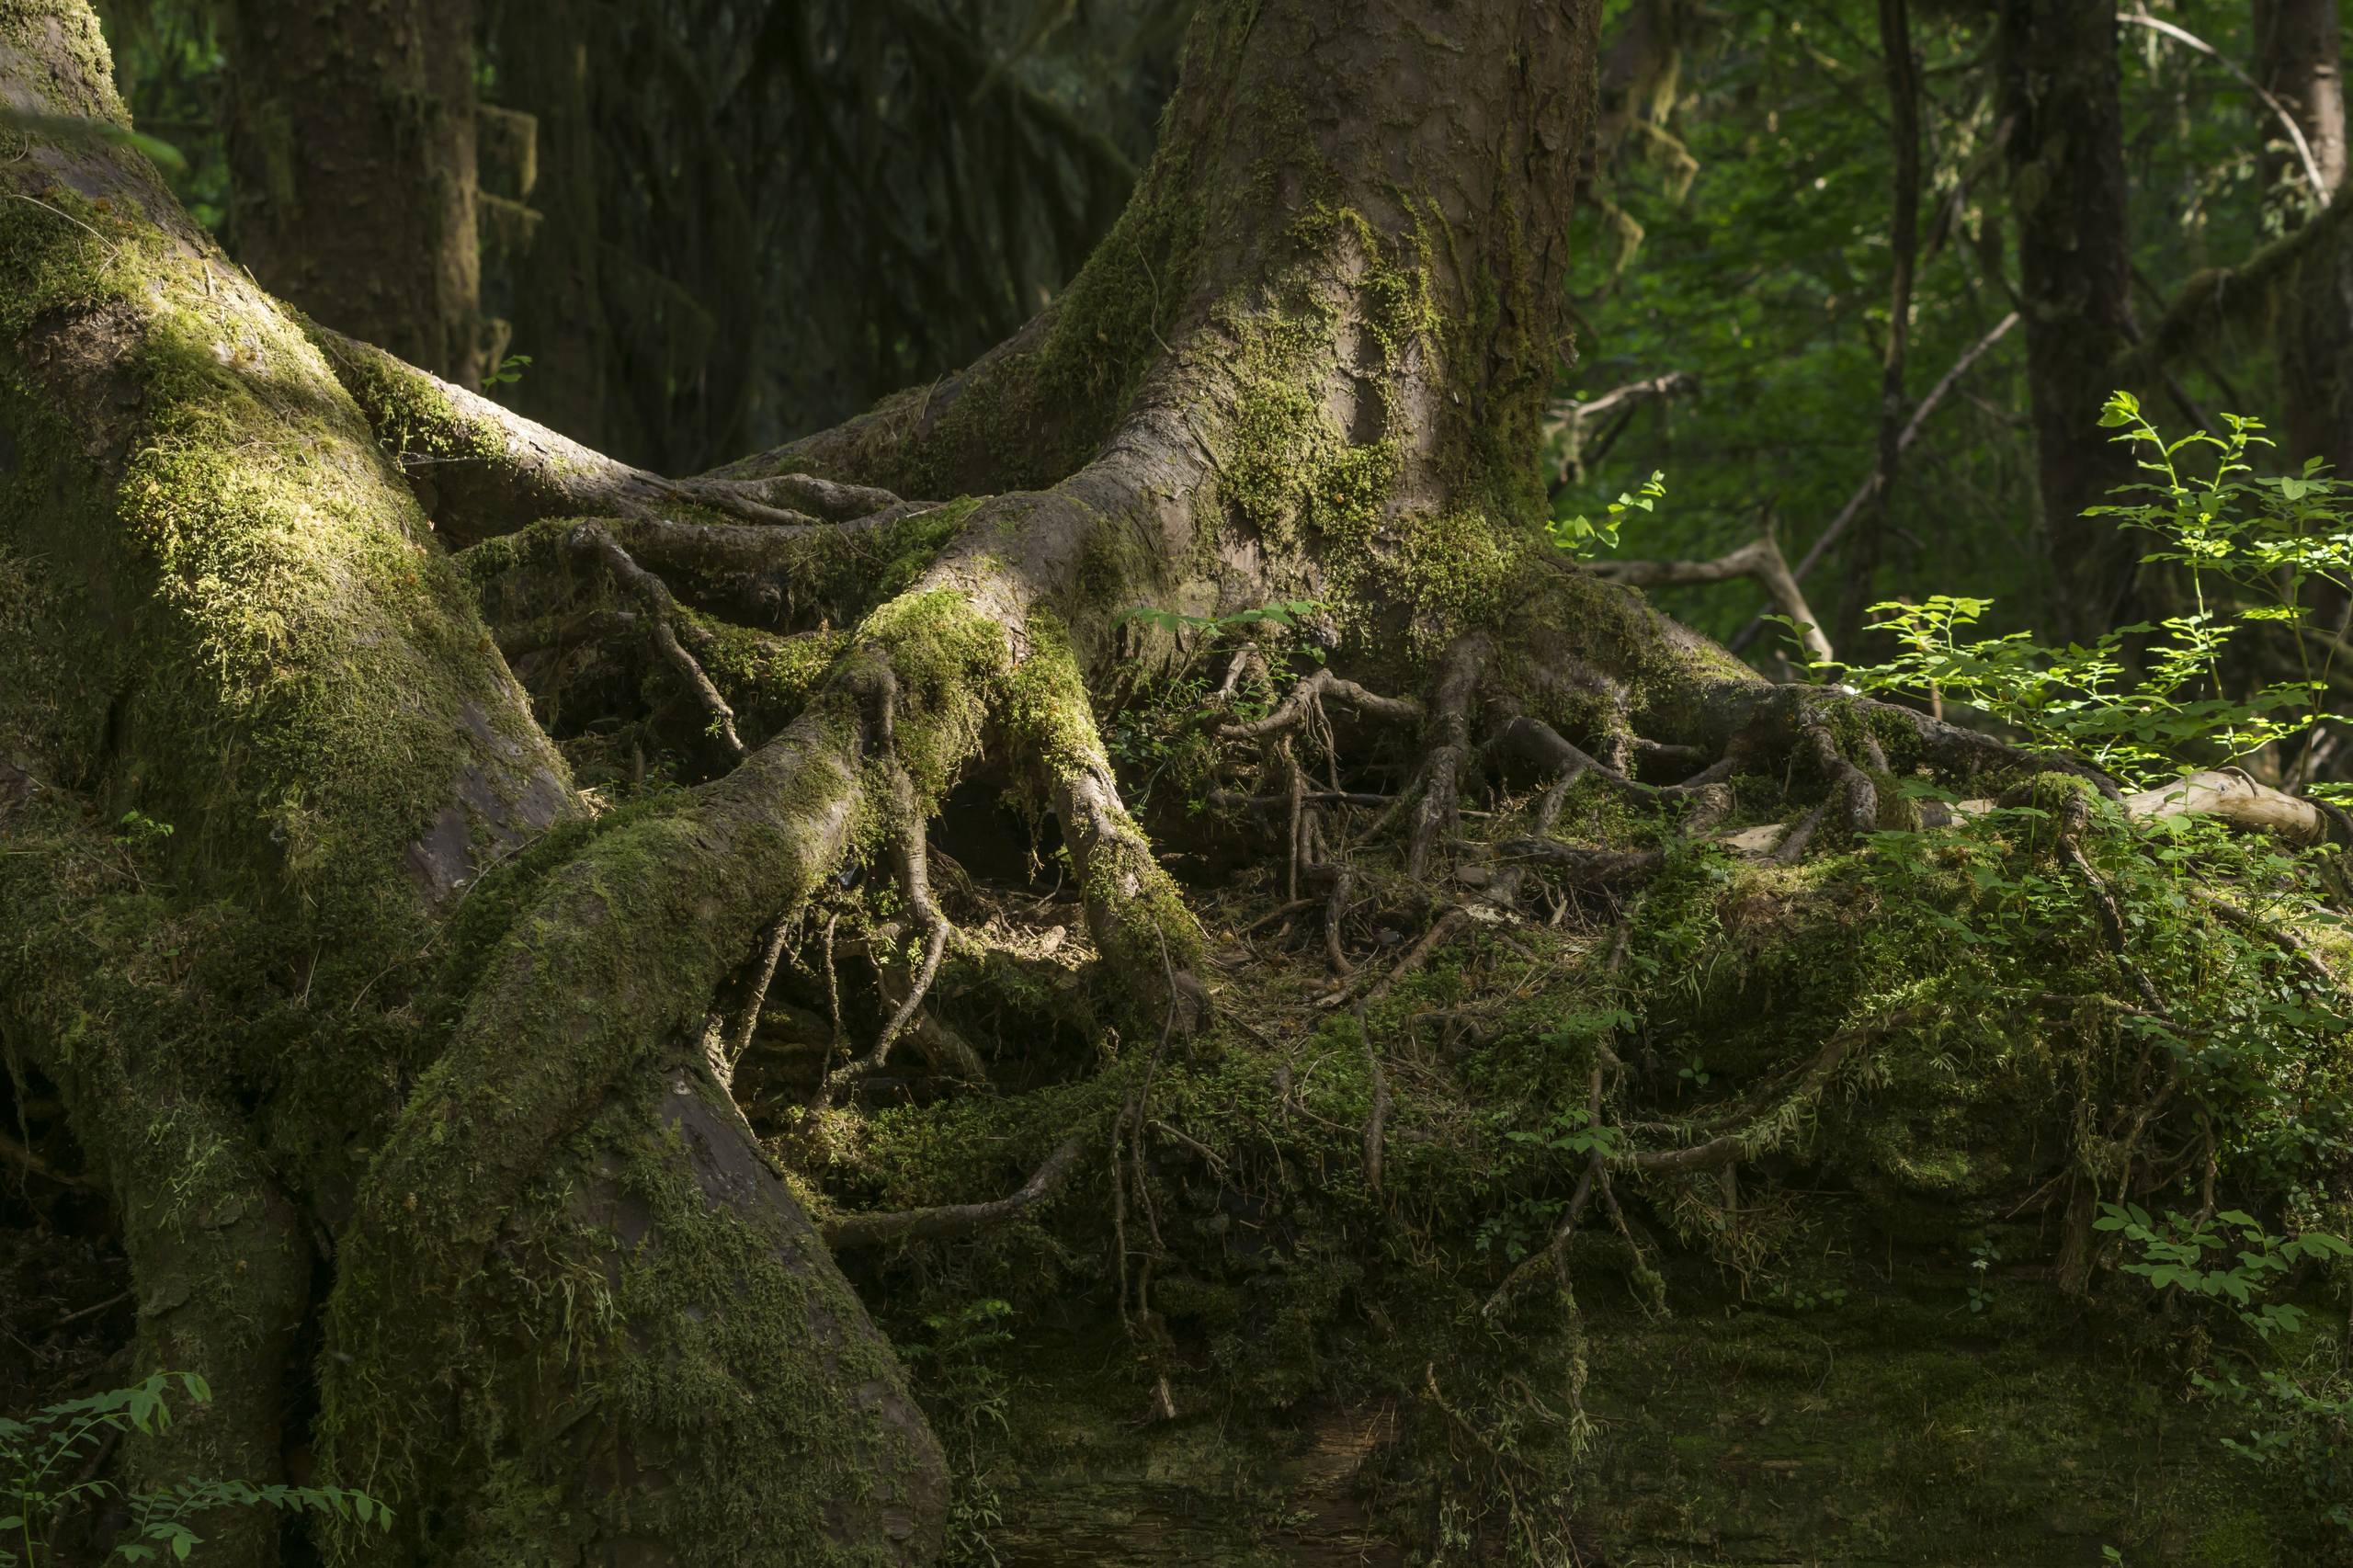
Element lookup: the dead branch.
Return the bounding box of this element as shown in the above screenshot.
[1595,535,1833,666]
[2121,10,2328,205]
[1730,312,2018,653]
[823,1132,1088,1250]
[1543,369,1699,490]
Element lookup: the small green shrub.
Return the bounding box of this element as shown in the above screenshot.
[1,1373,390,1565]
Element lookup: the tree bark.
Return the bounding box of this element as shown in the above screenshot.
[224,0,484,385]
[1838,0,1921,653]
[16,3,2236,1565]
[1997,0,2139,642]
[3,8,941,1565]
[2255,0,2353,480]
[485,0,611,450]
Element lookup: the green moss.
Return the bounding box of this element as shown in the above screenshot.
[0,3,124,120]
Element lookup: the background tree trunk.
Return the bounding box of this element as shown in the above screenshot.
[487,0,611,450]
[2256,0,2352,481]
[225,0,483,385]
[1998,0,2139,642]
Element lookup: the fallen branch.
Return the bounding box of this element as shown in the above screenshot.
[1595,534,1833,666]
[823,1132,1087,1250]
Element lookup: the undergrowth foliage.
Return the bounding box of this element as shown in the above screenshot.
[1,1375,388,1565]
[1836,393,2353,793]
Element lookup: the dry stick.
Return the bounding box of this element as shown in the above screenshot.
[1841,0,1923,649]
[1232,898,1317,937]
[1148,1119,1228,1174]
[1594,536,1835,666]
[1730,312,2019,653]
[824,1132,1087,1250]
[567,521,745,756]
[1,1129,91,1190]
[2121,10,2328,206]
[1323,906,1472,1010]
[47,1290,131,1330]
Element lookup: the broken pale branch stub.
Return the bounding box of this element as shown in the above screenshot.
[1594,534,1833,666]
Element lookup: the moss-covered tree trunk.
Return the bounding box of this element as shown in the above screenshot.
[17,0,2342,1564]
[224,0,483,384]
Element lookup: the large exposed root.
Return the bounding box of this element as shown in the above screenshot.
[316,327,932,545]
[1404,636,1491,881]
[819,762,959,1102]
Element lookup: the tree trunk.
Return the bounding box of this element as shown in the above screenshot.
[4,7,940,1565]
[486,0,611,450]
[2256,0,2353,479]
[3,0,1642,1560]
[1997,0,2139,642]
[16,1,2315,1564]
[224,0,484,385]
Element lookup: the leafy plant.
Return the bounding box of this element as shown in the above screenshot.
[1833,395,2353,787]
[2,1373,390,1565]
[2194,1364,2353,1533]
[903,1299,1017,1568]
[114,811,173,847]
[2095,1203,2351,1341]
[1550,470,1665,560]
[1505,1107,1624,1162]
[1966,1235,2002,1316]
[481,352,533,389]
